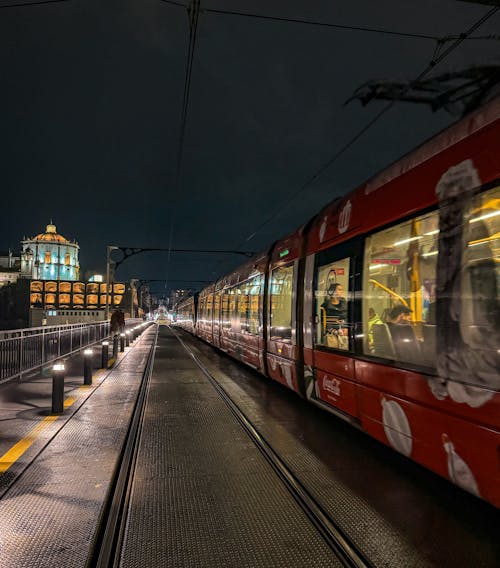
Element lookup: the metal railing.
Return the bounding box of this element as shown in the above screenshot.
[0,319,143,384]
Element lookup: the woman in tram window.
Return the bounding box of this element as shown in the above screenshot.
[321,282,347,330]
[320,283,349,349]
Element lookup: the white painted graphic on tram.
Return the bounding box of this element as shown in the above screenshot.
[381,398,413,457]
[338,200,352,234]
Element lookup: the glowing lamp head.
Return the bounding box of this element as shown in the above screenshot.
[84,349,93,356]
[102,341,109,346]
[53,363,65,372]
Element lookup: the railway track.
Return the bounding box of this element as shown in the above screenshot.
[91,323,372,568]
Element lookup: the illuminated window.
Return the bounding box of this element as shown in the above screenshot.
[65,253,71,266]
[44,251,51,263]
[247,276,261,335]
[315,257,350,351]
[221,292,230,329]
[269,264,294,341]
[362,209,439,365]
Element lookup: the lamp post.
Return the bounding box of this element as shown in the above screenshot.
[105,245,119,321]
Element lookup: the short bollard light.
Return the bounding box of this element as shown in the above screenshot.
[125,330,131,347]
[101,341,109,369]
[83,349,93,385]
[120,333,125,352]
[112,335,119,358]
[51,363,65,414]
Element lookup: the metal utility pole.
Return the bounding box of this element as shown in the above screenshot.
[105,246,118,321]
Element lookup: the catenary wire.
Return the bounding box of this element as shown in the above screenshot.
[0,0,70,7]
[235,4,500,248]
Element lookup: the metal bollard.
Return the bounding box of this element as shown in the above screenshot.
[83,349,93,385]
[113,335,119,358]
[125,331,130,347]
[101,341,109,369]
[51,363,65,414]
[120,333,125,352]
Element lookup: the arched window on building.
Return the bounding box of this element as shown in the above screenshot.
[65,253,71,266]
[44,251,51,264]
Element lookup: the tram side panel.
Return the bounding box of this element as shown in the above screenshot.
[301,110,500,506]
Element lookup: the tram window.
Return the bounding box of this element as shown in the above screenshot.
[315,257,350,351]
[269,264,294,341]
[238,285,249,333]
[461,185,500,352]
[229,289,238,331]
[248,276,261,335]
[363,209,439,366]
[214,293,221,325]
[221,292,230,329]
[206,294,213,324]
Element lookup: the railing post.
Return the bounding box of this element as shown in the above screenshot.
[58,328,61,356]
[41,328,45,367]
[19,331,24,381]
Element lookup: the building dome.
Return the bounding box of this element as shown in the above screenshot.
[32,223,70,244]
[20,221,80,281]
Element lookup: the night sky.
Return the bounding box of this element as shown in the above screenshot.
[1,0,499,298]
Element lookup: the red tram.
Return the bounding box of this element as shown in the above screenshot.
[178,97,500,508]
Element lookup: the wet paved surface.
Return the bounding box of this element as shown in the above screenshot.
[0,324,498,567]
[0,328,154,567]
[179,330,500,568]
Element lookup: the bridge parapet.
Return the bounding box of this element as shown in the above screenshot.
[0,319,143,384]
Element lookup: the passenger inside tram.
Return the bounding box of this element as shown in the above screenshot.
[315,260,351,350]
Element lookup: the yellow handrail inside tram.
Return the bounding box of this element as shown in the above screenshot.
[369,279,410,309]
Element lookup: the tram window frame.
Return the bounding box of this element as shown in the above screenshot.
[361,208,440,369]
[236,274,262,336]
[312,239,361,353]
[221,290,231,329]
[213,291,221,328]
[205,293,213,327]
[269,262,295,342]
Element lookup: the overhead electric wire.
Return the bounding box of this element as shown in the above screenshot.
[203,7,439,41]
[0,0,70,7]
[158,0,186,7]
[160,0,201,293]
[236,4,500,248]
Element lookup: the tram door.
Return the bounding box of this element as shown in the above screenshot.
[303,240,362,421]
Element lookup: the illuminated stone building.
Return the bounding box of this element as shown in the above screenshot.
[20,222,80,281]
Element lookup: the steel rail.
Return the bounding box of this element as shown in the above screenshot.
[172,328,373,568]
[90,323,158,568]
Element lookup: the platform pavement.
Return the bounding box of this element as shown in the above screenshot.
[0,326,151,497]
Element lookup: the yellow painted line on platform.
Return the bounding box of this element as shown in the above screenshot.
[0,415,59,473]
[0,356,122,474]
[0,391,90,473]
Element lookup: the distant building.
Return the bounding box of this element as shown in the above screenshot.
[0,249,20,289]
[20,222,80,281]
[0,249,20,270]
[0,223,142,329]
